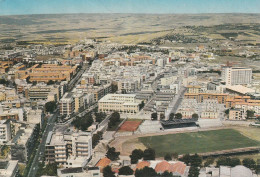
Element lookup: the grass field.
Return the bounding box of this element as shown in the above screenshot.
[139,129,260,157]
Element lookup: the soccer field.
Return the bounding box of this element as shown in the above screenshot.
[139,129,260,156]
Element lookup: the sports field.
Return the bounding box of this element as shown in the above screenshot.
[119,119,142,132]
[139,129,260,156]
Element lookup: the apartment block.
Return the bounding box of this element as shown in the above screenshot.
[0,160,19,177]
[0,119,11,144]
[45,131,92,168]
[222,66,252,85]
[59,92,75,115]
[98,94,140,114]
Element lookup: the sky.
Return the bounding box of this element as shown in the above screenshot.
[0,0,259,16]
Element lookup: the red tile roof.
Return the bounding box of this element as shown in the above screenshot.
[135,161,150,170]
[155,161,171,173]
[169,162,186,175]
[95,157,111,168]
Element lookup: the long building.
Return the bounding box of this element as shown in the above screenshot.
[222,66,252,85]
[98,94,140,114]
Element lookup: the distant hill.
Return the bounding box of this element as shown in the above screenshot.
[0,13,259,44]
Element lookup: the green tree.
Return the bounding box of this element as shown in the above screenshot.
[103,166,115,177]
[0,79,7,85]
[204,157,214,167]
[47,80,55,85]
[242,158,256,170]
[164,154,172,161]
[188,166,200,177]
[151,113,158,120]
[169,113,175,120]
[108,112,120,128]
[190,153,202,167]
[92,131,103,147]
[106,146,120,161]
[161,171,174,177]
[111,84,118,93]
[139,101,145,110]
[118,166,133,175]
[135,166,157,177]
[192,113,199,120]
[143,148,155,161]
[160,113,165,120]
[247,110,255,119]
[130,149,144,164]
[45,101,57,113]
[175,113,182,119]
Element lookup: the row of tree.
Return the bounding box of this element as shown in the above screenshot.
[71,114,93,131]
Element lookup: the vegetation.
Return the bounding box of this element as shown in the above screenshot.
[103,166,115,177]
[36,163,58,177]
[135,166,157,177]
[247,110,255,119]
[139,129,259,156]
[118,166,134,175]
[242,158,256,170]
[143,148,155,160]
[71,114,93,131]
[169,113,175,120]
[175,113,182,119]
[130,149,144,164]
[107,112,122,131]
[47,80,55,85]
[164,153,172,161]
[95,112,106,123]
[106,146,120,161]
[92,131,103,148]
[192,113,199,120]
[151,112,158,120]
[216,156,241,167]
[45,101,57,113]
[139,101,145,110]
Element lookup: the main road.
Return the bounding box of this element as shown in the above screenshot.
[27,112,58,177]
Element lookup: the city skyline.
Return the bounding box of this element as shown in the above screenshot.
[0,0,260,16]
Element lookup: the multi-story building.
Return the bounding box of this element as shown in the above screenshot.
[222,66,252,85]
[0,119,11,144]
[15,64,77,83]
[98,94,140,114]
[25,84,60,101]
[59,92,75,115]
[11,123,39,163]
[45,131,92,168]
[229,109,244,120]
[0,160,19,177]
[184,93,228,104]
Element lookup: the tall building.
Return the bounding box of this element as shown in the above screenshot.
[59,92,75,115]
[0,120,11,144]
[45,131,92,168]
[222,67,252,85]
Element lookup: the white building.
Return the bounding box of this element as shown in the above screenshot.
[0,160,19,177]
[0,120,11,144]
[59,92,75,115]
[222,67,252,85]
[98,94,140,114]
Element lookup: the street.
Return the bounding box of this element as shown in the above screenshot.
[27,112,58,177]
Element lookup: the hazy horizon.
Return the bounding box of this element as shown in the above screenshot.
[0,0,259,16]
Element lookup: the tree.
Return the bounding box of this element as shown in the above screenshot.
[217,157,241,167]
[169,113,175,120]
[0,79,7,85]
[151,113,158,120]
[175,113,182,119]
[45,101,57,113]
[204,157,214,167]
[139,101,145,110]
[247,110,255,119]
[106,147,120,161]
[242,158,256,170]
[192,113,199,120]
[103,166,115,177]
[118,166,133,175]
[108,112,120,128]
[190,153,202,167]
[130,149,143,164]
[47,80,55,85]
[160,113,165,120]
[164,154,172,161]
[111,84,118,93]
[135,166,157,177]
[225,109,230,115]
[92,131,103,147]
[188,166,200,177]
[143,148,155,160]
[161,171,174,177]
